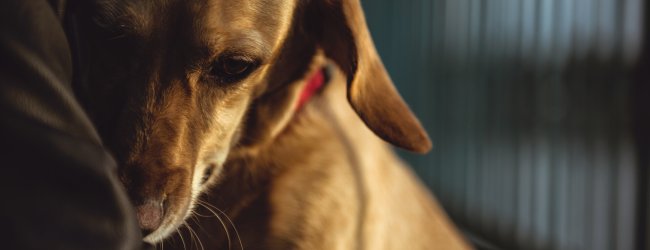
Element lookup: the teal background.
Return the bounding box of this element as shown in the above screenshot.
[361,1,647,249]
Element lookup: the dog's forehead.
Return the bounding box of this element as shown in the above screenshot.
[198,0,297,53]
[96,0,297,55]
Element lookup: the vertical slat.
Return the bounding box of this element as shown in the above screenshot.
[573,0,596,59]
[592,138,612,250]
[617,135,638,250]
[499,1,521,244]
[476,1,486,231]
[454,0,471,224]
[551,100,570,250]
[554,0,574,68]
[432,0,447,205]
[537,0,555,65]
[532,1,556,249]
[480,0,497,236]
[518,0,537,61]
[463,0,481,227]
[583,67,596,250]
[515,1,536,247]
[551,1,574,248]
[416,0,435,197]
[447,0,466,215]
[596,0,617,61]
[567,1,588,249]
[567,119,587,249]
[622,0,644,64]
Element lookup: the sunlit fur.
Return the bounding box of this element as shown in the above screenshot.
[73,0,467,248]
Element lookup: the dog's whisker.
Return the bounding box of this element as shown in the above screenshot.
[190,212,203,221]
[191,210,214,218]
[184,220,205,250]
[190,210,217,242]
[189,213,206,235]
[197,200,244,250]
[176,228,187,250]
[196,200,234,250]
[181,222,193,250]
[181,223,195,250]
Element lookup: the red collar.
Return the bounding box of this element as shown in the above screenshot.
[296,68,326,109]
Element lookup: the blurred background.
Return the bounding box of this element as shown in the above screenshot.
[362,0,648,249]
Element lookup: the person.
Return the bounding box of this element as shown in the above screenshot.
[0,0,151,249]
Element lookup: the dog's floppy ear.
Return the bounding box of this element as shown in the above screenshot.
[305,0,431,153]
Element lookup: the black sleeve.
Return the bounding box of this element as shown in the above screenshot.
[0,0,150,249]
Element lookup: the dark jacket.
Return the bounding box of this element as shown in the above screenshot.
[0,1,149,249]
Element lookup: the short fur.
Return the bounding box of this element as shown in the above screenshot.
[71,0,470,249]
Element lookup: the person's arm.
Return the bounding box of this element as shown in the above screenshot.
[0,1,149,249]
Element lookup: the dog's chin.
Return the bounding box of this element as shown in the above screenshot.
[143,228,170,244]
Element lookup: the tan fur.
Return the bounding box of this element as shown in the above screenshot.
[74,0,470,248]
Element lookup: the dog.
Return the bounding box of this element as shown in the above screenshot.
[70,0,470,249]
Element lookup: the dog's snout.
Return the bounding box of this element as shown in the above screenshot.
[119,162,192,238]
[135,198,166,235]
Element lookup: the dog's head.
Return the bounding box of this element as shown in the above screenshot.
[72,0,430,243]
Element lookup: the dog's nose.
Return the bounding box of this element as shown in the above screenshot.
[135,198,165,235]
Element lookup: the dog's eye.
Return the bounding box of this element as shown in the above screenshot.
[210,55,257,83]
[222,57,251,75]
[201,165,215,184]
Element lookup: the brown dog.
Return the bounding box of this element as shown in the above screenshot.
[71,0,470,249]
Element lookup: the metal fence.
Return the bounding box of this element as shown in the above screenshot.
[362,1,648,249]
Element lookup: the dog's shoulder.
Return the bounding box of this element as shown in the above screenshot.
[260,69,470,250]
